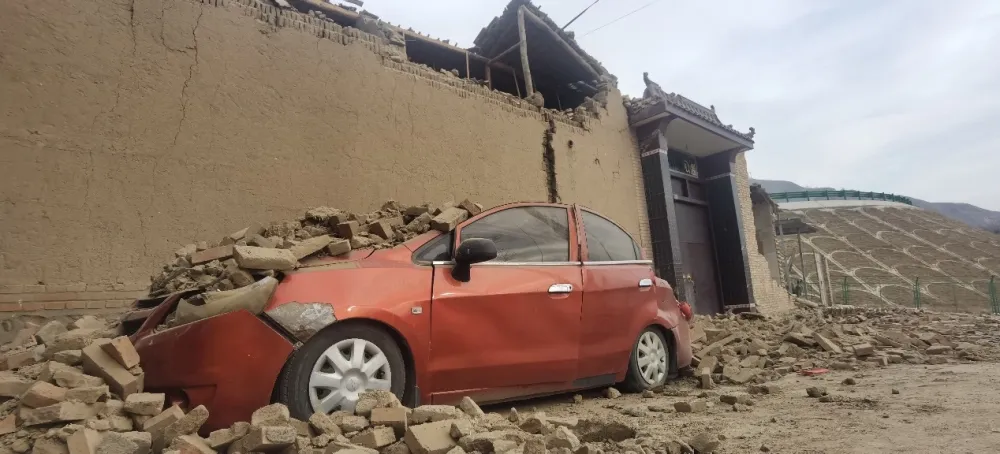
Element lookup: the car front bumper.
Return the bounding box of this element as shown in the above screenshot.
[132,307,294,434]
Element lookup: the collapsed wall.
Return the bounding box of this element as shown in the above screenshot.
[0,0,648,311]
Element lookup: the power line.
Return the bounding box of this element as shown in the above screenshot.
[581,0,662,37]
[561,0,601,30]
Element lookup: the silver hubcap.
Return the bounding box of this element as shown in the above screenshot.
[309,338,392,414]
[637,331,667,384]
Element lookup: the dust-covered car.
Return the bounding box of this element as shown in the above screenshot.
[126,202,694,432]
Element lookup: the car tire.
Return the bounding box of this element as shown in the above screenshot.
[621,327,671,392]
[275,323,407,419]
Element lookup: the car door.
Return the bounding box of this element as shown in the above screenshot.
[577,207,657,381]
[428,204,583,402]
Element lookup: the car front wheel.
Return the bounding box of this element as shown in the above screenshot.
[621,327,670,392]
[275,323,407,418]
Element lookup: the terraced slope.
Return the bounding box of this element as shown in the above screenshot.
[782,206,1000,312]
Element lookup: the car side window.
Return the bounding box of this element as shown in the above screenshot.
[460,206,570,262]
[581,211,639,262]
[413,233,452,262]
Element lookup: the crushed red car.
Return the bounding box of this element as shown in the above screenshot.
[126,202,694,433]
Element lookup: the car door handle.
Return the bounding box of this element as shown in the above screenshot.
[548,284,574,294]
[638,278,653,288]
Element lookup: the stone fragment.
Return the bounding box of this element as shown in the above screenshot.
[233,246,297,270]
[409,406,463,424]
[252,404,291,427]
[191,245,235,265]
[87,419,112,431]
[544,426,580,450]
[842,378,857,385]
[720,393,753,405]
[354,390,402,417]
[853,343,874,357]
[783,333,815,347]
[143,406,185,452]
[926,345,952,355]
[603,388,621,399]
[351,427,396,449]
[687,432,720,453]
[309,413,343,436]
[457,200,482,216]
[34,438,70,454]
[0,414,14,435]
[170,434,216,454]
[449,420,473,439]
[429,208,468,233]
[812,333,842,353]
[334,414,369,433]
[247,234,277,249]
[242,425,296,451]
[22,402,93,426]
[54,350,83,366]
[36,321,69,346]
[96,431,151,454]
[291,235,334,260]
[336,221,361,239]
[806,386,828,398]
[22,381,68,407]
[54,369,106,389]
[67,428,102,454]
[123,393,164,416]
[162,405,210,445]
[370,407,408,438]
[81,342,141,398]
[326,239,352,257]
[368,221,393,240]
[382,441,411,454]
[0,372,34,397]
[108,415,132,432]
[457,397,484,418]
[100,337,141,370]
[403,420,456,454]
[673,401,707,413]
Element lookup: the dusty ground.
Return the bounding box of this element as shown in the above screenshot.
[507,362,1000,453]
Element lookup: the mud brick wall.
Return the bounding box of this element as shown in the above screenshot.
[0,0,651,309]
[735,154,794,313]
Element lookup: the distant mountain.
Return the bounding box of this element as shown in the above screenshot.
[752,179,1000,234]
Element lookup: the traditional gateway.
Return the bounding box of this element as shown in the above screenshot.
[0,0,789,315]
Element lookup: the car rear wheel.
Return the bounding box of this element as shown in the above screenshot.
[275,323,407,418]
[621,327,670,392]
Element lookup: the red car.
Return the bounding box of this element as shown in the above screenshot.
[128,202,693,432]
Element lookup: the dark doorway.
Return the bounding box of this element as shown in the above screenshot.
[675,202,721,314]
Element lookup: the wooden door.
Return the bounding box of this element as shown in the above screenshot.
[674,202,721,314]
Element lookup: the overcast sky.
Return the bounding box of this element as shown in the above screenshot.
[366,0,1000,210]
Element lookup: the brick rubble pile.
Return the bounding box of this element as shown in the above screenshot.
[150,199,484,297]
[689,305,1000,389]
[0,315,726,454]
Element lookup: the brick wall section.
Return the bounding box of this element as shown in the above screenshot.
[1,0,649,312]
[735,153,794,313]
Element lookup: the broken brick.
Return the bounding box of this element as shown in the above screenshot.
[81,341,141,397]
[100,336,141,369]
[291,235,334,260]
[351,427,396,449]
[242,425,296,451]
[429,208,468,233]
[326,239,352,257]
[124,393,165,416]
[21,401,93,426]
[368,221,394,240]
[21,381,68,408]
[673,400,707,413]
[252,403,291,427]
[67,428,102,454]
[403,420,455,454]
[0,372,33,397]
[234,246,298,270]
[191,245,235,265]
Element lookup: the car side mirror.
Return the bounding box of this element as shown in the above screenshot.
[451,238,497,282]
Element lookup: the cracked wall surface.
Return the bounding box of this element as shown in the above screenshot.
[0,0,649,302]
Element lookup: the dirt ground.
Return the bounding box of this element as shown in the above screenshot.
[506,362,1000,453]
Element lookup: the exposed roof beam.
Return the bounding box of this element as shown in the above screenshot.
[521,9,602,81]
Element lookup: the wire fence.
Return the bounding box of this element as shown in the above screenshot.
[787,274,1000,314]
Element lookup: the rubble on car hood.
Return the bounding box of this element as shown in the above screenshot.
[688,304,1000,388]
[148,199,484,296]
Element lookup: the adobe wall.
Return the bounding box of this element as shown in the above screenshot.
[0,0,649,311]
[735,153,794,313]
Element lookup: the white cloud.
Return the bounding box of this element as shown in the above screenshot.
[366,0,1000,210]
